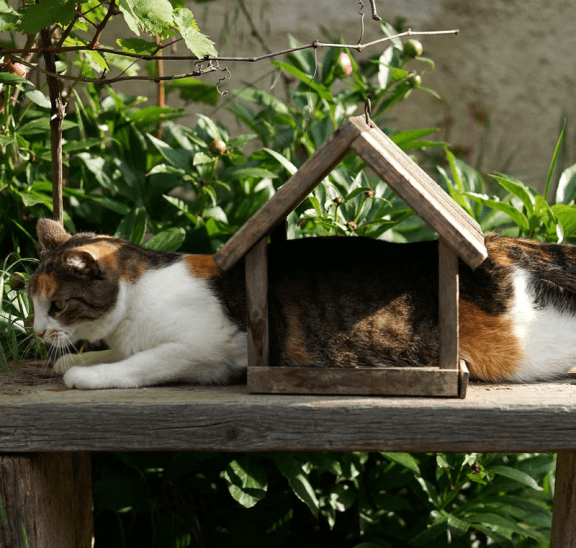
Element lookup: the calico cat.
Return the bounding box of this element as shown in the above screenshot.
[28,218,576,389]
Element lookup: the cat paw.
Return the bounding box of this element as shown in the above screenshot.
[63,366,104,389]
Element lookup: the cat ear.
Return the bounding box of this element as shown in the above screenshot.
[62,249,101,277]
[36,218,71,256]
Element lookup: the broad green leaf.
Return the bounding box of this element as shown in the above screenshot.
[556,162,576,204]
[381,452,420,474]
[166,78,218,106]
[173,7,217,58]
[0,73,28,85]
[193,151,213,165]
[391,128,440,147]
[263,148,297,175]
[222,456,268,509]
[552,204,576,237]
[224,167,279,181]
[117,38,159,55]
[18,0,77,34]
[18,118,78,135]
[271,61,334,104]
[119,0,174,36]
[115,206,147,244]
[488,465,542,490]
[0,0,20,31]
[144,228,185,251]
[492,175,535,215]
[163,195,198,223]
[465,193,530,232]
[23,89,51,109]
[271,454,319,518]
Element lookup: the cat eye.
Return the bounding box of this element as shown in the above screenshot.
[53,300,68,311]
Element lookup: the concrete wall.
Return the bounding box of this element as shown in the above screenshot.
[119,0,576,189]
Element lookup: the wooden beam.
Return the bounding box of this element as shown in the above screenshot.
[347,116,487,269]
[0,452,93,548]
[213,119,362,271]
[245,238,269,368]
[247,366,459,396]
[551,452,576,547]
[439,238,459,370]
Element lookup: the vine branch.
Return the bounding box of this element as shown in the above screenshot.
[2,28,458,85]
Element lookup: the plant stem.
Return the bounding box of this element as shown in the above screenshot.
[41,28,65,225]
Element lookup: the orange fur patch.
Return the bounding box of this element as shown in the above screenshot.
[183,255,221,279]
[459,300,522,381]
[34,272,58,300]
[283,305,314,365]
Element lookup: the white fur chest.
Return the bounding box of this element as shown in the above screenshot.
[509,268,576,381]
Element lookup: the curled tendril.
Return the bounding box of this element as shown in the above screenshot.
[194,58,231,96]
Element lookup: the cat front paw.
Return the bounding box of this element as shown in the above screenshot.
[63,366,104,389]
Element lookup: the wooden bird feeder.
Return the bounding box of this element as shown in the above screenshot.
[213,114,488,398]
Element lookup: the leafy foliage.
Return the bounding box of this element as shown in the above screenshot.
[2,14,573,547]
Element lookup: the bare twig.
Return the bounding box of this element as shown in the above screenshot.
[89,0,117,49]
[368,0,382,21]
[1,28,458,65]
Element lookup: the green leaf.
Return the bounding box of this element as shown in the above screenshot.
[271,61,334,104]
[166,78,218,106]
[271,454,319,518]
[488,465,543,491]
[381,452,420,474]
[18,0,77,34]
[391,128,440,147]
[18,118,78,135]
[118,0,174,36]
[492,175,535,215]
[0,0,20,31]
[556,162,576,204]
[193,151,214,165]
[0,72,29,86]
[544,120,566,201]
[117,37,159,55]
[115,206,147,244]
[23,89,51,109]
[263,148,298,175]
[552,204,576,236]
[224,167,279,181]
[464,193,530,232]
[163,195,198,223]
[222,456,268,509]
[144,228,185,251]
[173,7,217,58]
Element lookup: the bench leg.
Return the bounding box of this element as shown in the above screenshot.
[551,451,576,547]
[0,452,93,548]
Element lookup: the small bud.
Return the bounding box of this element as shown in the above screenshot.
[403,39,423,58]
[407,73,422,88]
[336,52,353,77]
[364,189,374,197]
[333,197,343,205]
[347,221,357,231]
[8,272,26,291]
[209,139,227,155]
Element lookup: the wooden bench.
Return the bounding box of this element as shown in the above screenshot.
[1,361,576,546]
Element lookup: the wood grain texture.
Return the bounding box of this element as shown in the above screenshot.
[439,239,459,370]
[0,452,93,548]
[347,116,487,269]
[550,451,576,548]
[245,239,269,368]
[213,119,361,271]
[247,366,459,396]
[3,363,576,452]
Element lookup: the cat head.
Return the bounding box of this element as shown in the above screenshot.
[28,219,122,347]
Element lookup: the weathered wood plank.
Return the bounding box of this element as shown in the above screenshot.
[245,238,269,368]
[0,452,93,548]
[347,116,487,269]
[551,451,576,547]
[3,363,576,452]
[213,119,362,271]
[247,366,459,396]
[439,239,459,370]
[459,360,469,399]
